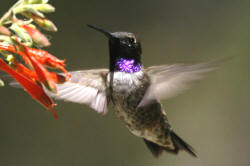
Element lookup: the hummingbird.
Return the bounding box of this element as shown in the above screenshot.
[45,25,221,157]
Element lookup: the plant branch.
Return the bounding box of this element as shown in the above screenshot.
[0,0,23,26]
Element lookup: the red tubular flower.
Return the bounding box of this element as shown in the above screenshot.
[49,72,67,84]
[23,45,57,93]
[14,60,66,84]
[0,42,15,51]
[0,42,33,66]
[0,59,58,118]
[26,48,71,79]
[13,60,38,80]
[0,0,65,118]
[0,42,71,80]
[0,41,71,118]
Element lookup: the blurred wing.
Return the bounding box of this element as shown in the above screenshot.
[139,60,221,107]
[0,74,22,88]
[47,69,109,114]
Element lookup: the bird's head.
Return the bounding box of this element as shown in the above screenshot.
[87,25,142,72]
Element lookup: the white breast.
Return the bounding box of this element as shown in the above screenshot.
[107,71,144,94]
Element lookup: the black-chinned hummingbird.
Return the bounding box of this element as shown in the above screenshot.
[48,25,222,157]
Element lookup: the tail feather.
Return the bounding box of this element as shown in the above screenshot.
[170,131,198,157]
[143,131,197,158]
[143,139,164,158]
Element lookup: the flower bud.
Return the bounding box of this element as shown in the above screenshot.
[0,79,4,87]
[31,15,57,32]
[23,0,49,4]
[17,4,55,14]
[32,4,55,13]
[6,54,14,63]
[0,26,11,36]
[14,5,45,18]
[21,24,51,47]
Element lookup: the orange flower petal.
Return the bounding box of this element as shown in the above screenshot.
[0,59,58,118]
[0,42,32,66]
[50,72,67,84]
[23,46,57,93]
[0,42,71,79]
[27,47,71,79]
[13,60,38,80]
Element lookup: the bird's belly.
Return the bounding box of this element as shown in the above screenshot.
[108,72,170,145]
[114,103,171,147]
[108,71,148,134]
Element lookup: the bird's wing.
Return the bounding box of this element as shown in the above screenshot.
[46,69,109,114]
[139,60,222,107]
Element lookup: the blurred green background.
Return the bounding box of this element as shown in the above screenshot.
[0,0,249,166]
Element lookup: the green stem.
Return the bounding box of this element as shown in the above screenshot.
[0,0,24,26]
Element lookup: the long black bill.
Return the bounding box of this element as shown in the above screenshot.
[87,24,113,38]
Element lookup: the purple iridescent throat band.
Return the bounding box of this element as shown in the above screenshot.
[116,58,142,73]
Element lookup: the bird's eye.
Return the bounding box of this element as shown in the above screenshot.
[129,38,135,44]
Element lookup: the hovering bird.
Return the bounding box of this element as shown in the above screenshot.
[46,25,222,157]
